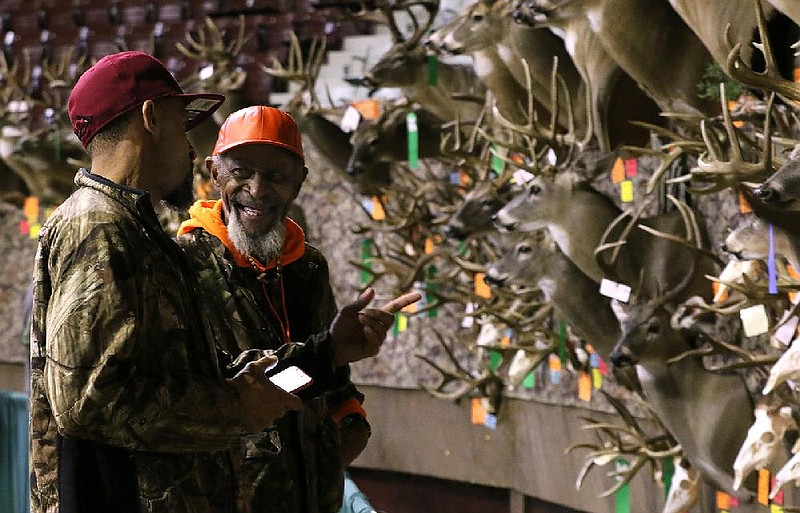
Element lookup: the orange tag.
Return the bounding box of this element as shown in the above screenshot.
[500,335,510,348]
[712,282,729,303]
[578,371,592,401]
[474,272,492,299]
[459,170,471,187]
[794,67,800,83]
[353,99,380,120]
[371,196,386,221]
[548,353,561,372]
[716,491,731,509]
[610,157,625,184]
[470,397,487,425]
[728,100,744,128]
[739,191,753,214]
[23,196,39,222]
[758,468,770,505]
[787,264,800,279]
[424,237,435,255]
[402,301,417,314]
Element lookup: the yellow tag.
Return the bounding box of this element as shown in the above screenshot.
[371,196,386,221]
[592,368,602,388]
[716,491,731,509]
[610,157,625,184]
[470,397,487,425]
[23,196,39,222]
[620,180,634,203]
[424,237,434,255]
[353,99,380,120]
[758,468,770,506]
[578,372,592,401]
[771,504,785,513]
[396,313,408,332]
[739,191,753,214]
[474,272,492,299]
[30,223,42,239]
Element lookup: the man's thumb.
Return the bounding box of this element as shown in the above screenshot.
[251,354,279,373]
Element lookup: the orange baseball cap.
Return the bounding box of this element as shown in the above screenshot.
[212,106,304,159]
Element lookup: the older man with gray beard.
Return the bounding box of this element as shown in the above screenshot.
[177,105,418,513]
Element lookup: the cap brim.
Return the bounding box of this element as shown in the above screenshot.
[176,93,226,131]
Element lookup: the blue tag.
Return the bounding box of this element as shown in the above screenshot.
[484,413,497,430]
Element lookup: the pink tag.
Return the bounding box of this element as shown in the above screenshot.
[624,158,638,177]
[19,219,29,235]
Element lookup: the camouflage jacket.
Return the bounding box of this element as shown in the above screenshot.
[178,228,357,513]
[30,169,244,513]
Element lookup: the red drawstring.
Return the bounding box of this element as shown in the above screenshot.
[249,255,291,344]
[261,277,291,343]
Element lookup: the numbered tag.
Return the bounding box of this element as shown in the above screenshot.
[599,278,632,303]
[740,304,769,337]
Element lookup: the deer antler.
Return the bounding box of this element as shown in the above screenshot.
[567,390,680,497]
[685,84,776,194]
[725,0,800,109]
[415,328,502,403]
[262,32,327,112]
[177,15,248,64]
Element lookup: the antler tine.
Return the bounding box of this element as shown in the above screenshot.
[724,0,800,107]
[593,204,647,282]
[226,14,248,56]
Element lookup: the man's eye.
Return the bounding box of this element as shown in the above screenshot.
[230,167,251,179]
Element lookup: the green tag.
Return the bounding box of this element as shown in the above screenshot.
[426,264,438,318]
[488,350,502,372]
[490,144,506,174]
[360,238,374,285]
[427,54,438,86]
[522,371,535,389]
[615,458,631,513]
[406,112,419,169]
[457,240,467,256]
[661,456,674,500]
[558,319,568,365]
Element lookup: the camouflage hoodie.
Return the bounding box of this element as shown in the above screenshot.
[30,169,244,513]
[177,199,361,513]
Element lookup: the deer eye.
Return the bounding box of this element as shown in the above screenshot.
[518,244,532,254]
[480,199,495,209]
[528,184,541,195]
[646,320,661,335]
[472,13,484,21]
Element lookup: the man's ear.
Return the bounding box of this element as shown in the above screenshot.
[141,100,158,135]
[206,156,219,183]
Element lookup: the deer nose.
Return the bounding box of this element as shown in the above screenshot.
[752,185,777,203]
[442,224,466,240]
[483,273,507,287]
[610,352,635,368]
[492,213,516,231]
[511,8,528,24]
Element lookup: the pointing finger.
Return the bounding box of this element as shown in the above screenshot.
[379,291,422,314]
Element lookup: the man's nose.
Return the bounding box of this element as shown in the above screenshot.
[247,174,272,199]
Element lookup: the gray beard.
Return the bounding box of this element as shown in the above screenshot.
[228,212,286,263]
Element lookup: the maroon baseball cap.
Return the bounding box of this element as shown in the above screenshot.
[68,51,225,147]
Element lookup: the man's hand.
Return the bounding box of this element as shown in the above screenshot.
[228,354,303,433]
[329,288,422,366]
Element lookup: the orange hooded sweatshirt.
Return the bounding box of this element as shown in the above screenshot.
[177,199,305,272]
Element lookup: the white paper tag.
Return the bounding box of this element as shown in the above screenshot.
[512,169,535,185]
[461,302,476,329]
[406,112,418,133]
[340,105,361,133]
[599,278,631,303]
[773,310,799,346]
[740,304,770,337]
[198,64,215,81]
